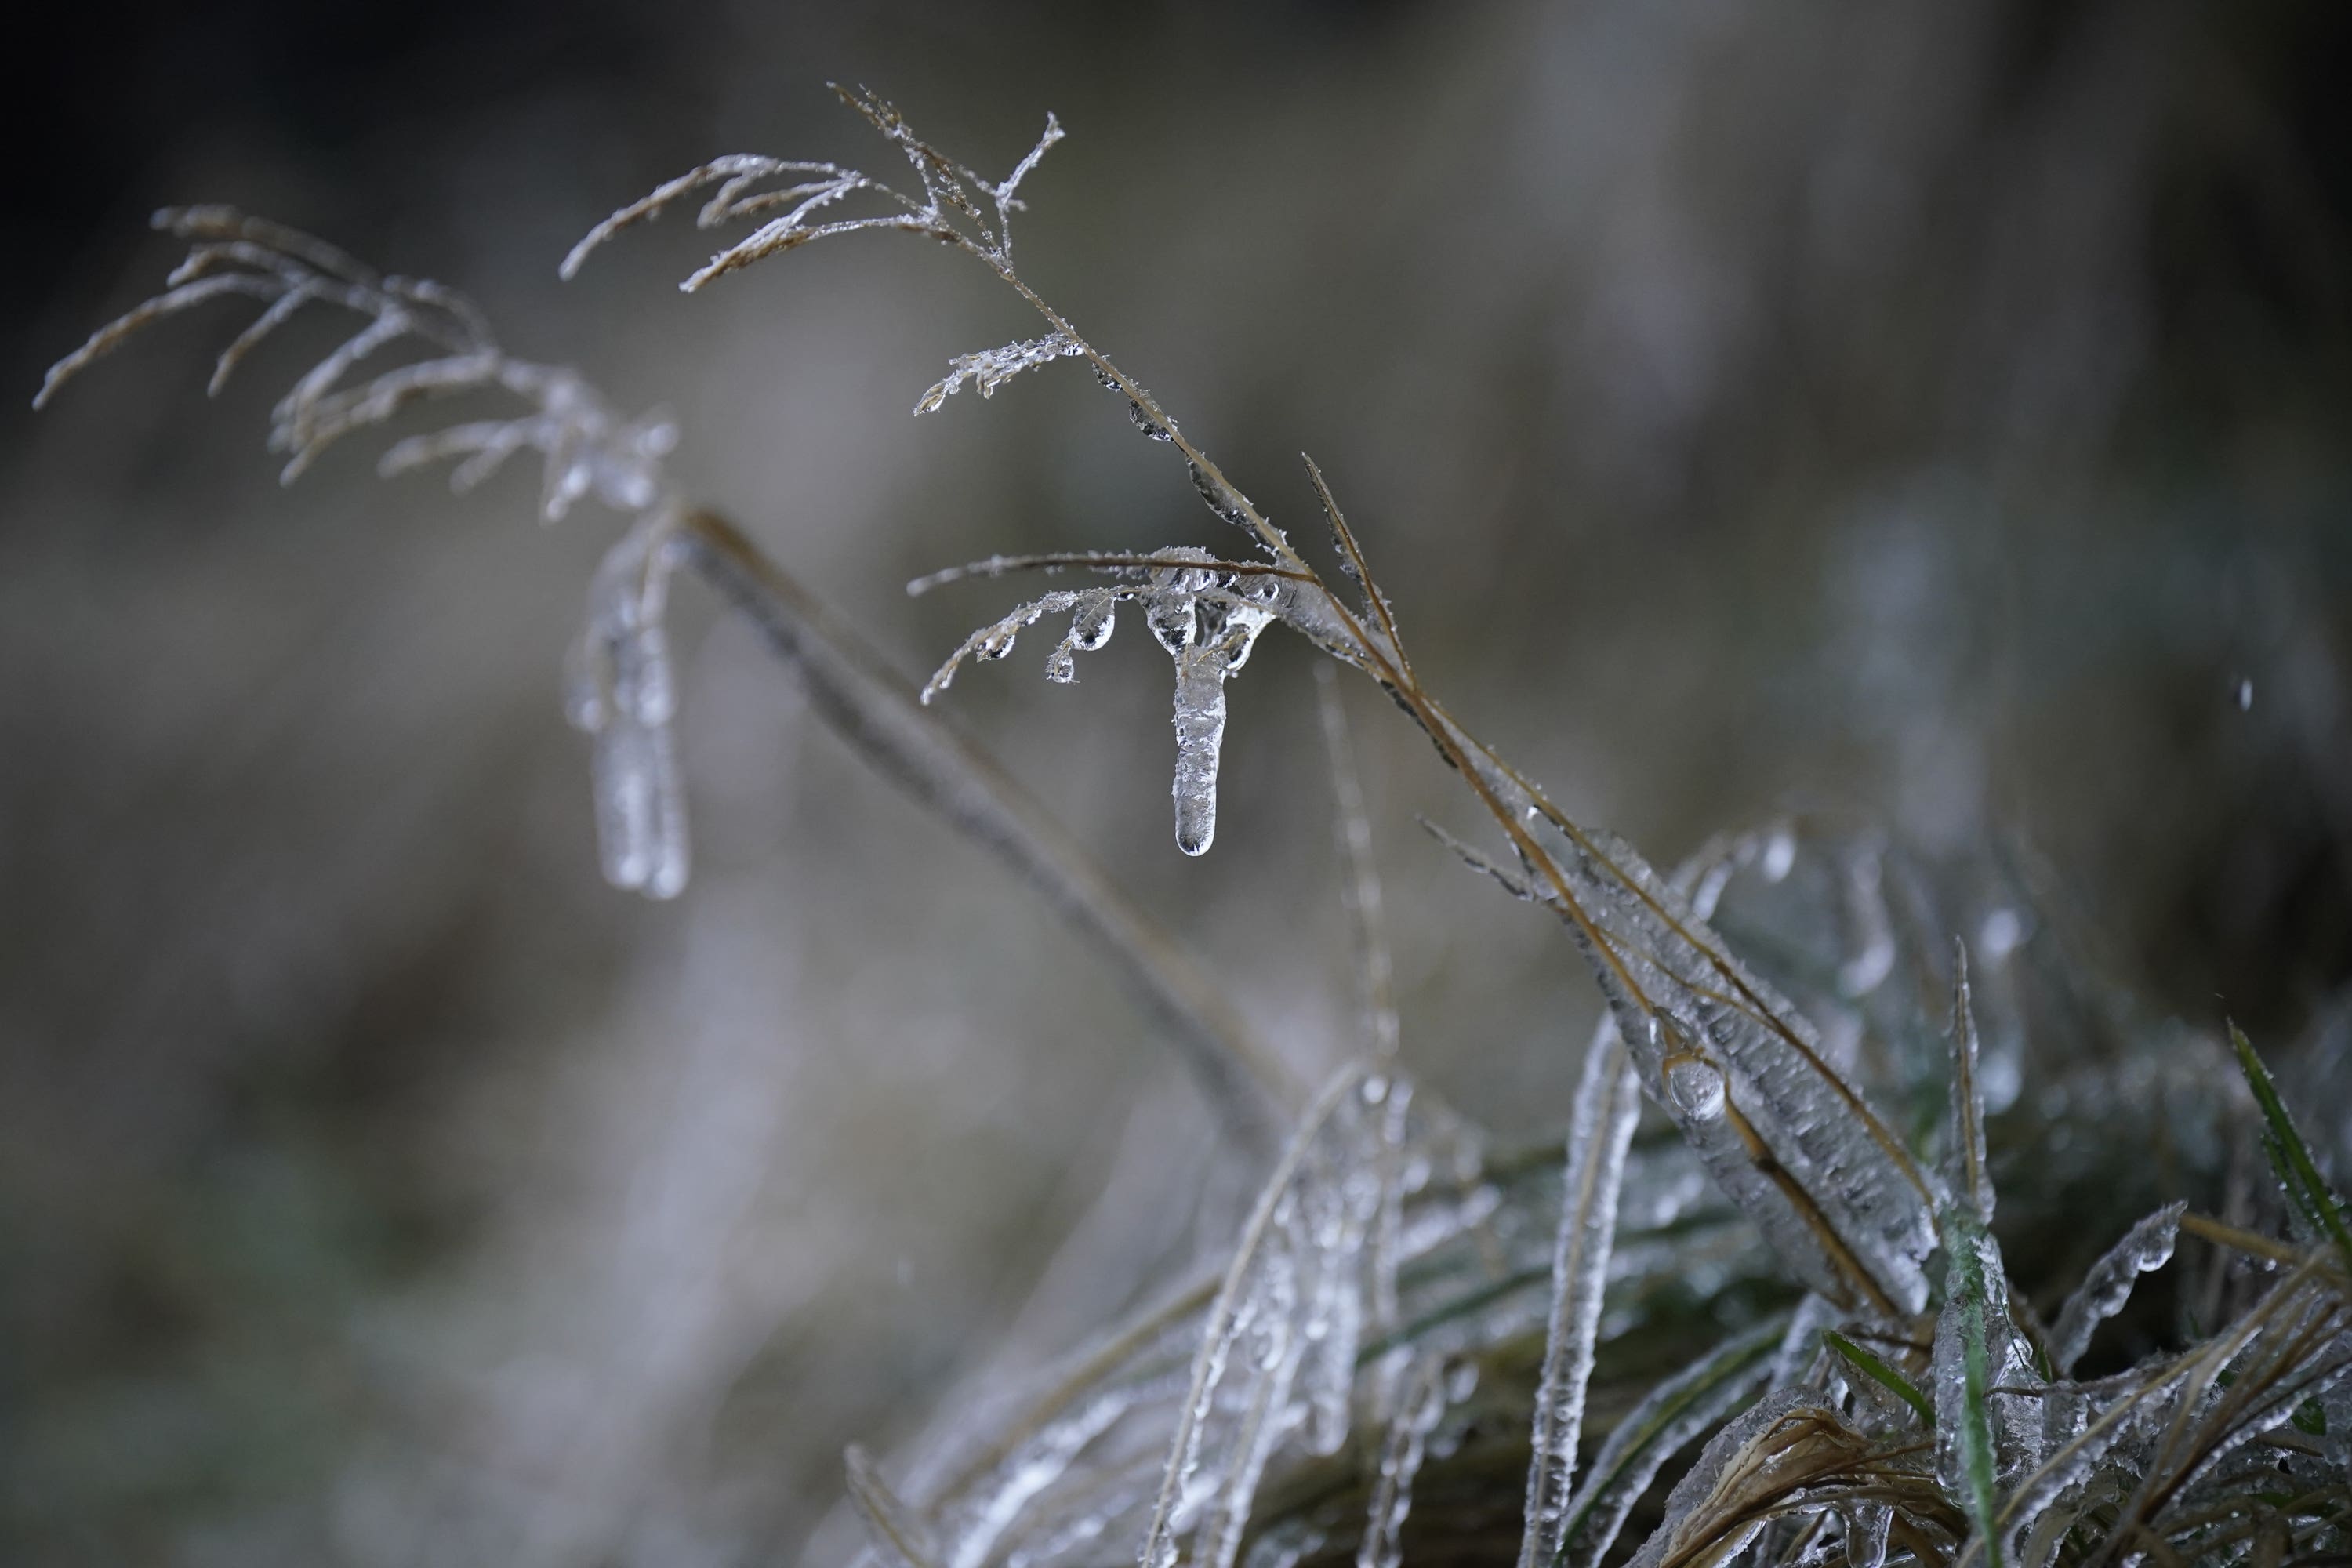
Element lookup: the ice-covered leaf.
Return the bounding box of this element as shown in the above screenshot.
[2047,1201,2185,1377]
[1945,942,1993,1224]
[1137,1065,1392,1568]
[1515,1022,1640,1568]
[1934,1204,2015,1568]
[1503,804,1940,1319]
[2234,1023,2352,1278]
[1823,1330,1935,1430]
[1356,1356,1449,1568]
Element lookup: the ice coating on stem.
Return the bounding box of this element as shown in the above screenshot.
[1516,1022,1642,1568]
[1768,1294,1844,1392]
[933,1386,1146,1568]
[2047,1201,2186,1377]
[916,331,1083,413]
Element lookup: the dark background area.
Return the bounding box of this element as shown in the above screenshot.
[4,2,2349,1563]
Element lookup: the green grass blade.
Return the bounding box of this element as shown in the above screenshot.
[1824,1328,1936,1429]
[2230,1023,2352,1278]
[1940,1206,2006,1568]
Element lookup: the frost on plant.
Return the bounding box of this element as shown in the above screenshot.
[41,85,2352,1568]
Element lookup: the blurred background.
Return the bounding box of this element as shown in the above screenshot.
[3,0,2348,1562]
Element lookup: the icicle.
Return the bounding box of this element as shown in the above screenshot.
[572,510,691,898]
[1167,593,1275,857]
[1516,1023,1642,1568]
[1358,1357,1449,1568]
[1173,643,1230,856]
[2047,1201,2186,1376]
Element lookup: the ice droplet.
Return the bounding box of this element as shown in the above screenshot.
[1071,591,1116,650]
[1665,1054,1727,1122]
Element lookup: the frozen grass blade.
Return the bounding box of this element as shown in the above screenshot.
[1138,1066,1367,1568]
[1936,1206,2006,1568]
[2234,1023,2352,1278]
[1515,1022,1641,1568]
[1946,942,1993,1223]
[1823,1329,1936,1430]
[1356,1356,1448,1568]
[2047,1201,2187,1377]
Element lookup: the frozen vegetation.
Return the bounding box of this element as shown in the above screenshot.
[38,86,2352,1568]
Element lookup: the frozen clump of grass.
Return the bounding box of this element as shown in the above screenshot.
[38,84,2352,1568]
